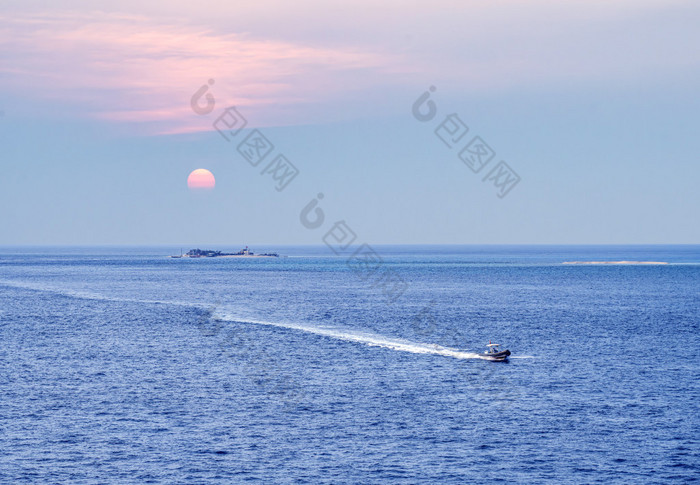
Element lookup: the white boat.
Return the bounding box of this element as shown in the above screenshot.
[483,342,511,361]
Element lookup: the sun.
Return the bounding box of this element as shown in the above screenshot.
[187,168,215,190]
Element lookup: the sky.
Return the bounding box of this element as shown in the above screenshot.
[1,0,699,245]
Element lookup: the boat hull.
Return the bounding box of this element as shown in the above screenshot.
[483,349,511,361]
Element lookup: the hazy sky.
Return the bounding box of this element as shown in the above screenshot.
[1,0,698,245]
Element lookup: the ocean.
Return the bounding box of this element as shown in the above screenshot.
[1,245,698,483]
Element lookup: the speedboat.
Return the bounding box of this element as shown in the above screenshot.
[483,343,511,361]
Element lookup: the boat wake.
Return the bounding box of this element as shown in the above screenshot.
[213,310,488,361]
[0,279,205,309]
[1,279,491,361]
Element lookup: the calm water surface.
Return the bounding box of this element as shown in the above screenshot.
[1,245,699,483]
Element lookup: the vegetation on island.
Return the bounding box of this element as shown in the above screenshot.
[180,248,279,258]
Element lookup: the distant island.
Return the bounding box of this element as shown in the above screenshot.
[170,247,279,258]
[562,261,668,265]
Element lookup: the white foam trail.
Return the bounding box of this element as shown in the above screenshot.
[214,311,489,361]
[1,278,493,361]
[0,279,203,309]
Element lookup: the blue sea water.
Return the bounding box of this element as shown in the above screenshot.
[1,245,698,484]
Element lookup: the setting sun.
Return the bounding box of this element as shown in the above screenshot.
[187,168,215,190]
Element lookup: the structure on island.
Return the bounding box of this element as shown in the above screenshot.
[171,246,278,258]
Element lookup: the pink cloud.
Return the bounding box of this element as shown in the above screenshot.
[0,11,405,134]
[2,2,695,135]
